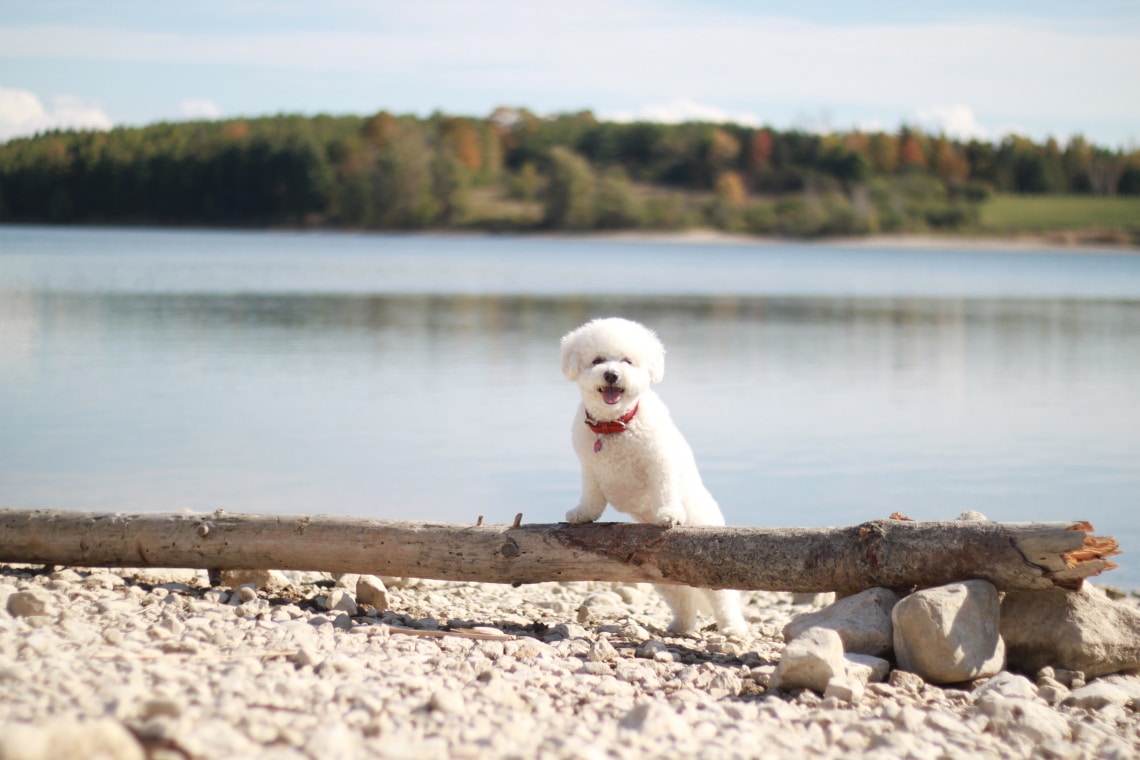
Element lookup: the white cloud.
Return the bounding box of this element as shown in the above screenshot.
[0,3,1137,145]
[604,98,761,126]
[853,118,888,134]
[0,87,112,142]
[915,105,991,141]
[5,11,1136,124]
[179,98,223,120]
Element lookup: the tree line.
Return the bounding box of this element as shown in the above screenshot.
[1,107,1137,236]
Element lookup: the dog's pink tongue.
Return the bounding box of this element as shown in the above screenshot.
[602,387,622,405]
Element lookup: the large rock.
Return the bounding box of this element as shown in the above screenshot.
[790,592,835,607]
[972,695,1071,745]
[619,700,685,738]
[824,676,864,704]
[1100,674,1140,709]
[218,569,289,590]
[323,589,359,616]
[0,719,145,760]
[6,589,52,618]
[892,580,1005,684]
[577,591,624,623]
[971,671,1038,702]
[844,653,891,685]
[1062,680,1133,711]
[1000,585,1140,678]
[586,637,618,663]
[772,627,846,693]
[356,575,389,610]
[783,587,899,656]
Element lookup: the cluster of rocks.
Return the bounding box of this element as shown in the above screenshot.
[1,563,1139,760]
[774,581,1140,704]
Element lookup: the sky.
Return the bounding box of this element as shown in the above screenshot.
[1,0,1138,147]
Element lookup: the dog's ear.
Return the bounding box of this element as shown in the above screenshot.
[647,339,666,384]
[632,323,666,384]
[560,331,583,381]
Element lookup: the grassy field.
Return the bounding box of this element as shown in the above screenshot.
[980,194,1140,232]
[458,187,1140,243]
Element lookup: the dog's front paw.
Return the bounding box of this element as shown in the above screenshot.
[565,504,603,524]
[654,505,686,528]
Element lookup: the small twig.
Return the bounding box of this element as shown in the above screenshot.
[90,650,164,661]
[476,515,484,526]
[245,703,314,714]
[90,649,301,661]
[387,625,515,642]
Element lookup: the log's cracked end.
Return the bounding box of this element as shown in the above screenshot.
[1052,531,1120,586]
[1063,533,1120,565]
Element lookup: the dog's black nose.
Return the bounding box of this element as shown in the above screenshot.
[603,370,618,384]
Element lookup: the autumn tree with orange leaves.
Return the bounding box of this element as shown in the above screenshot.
[899,131,927,169]
[440,118,483,172]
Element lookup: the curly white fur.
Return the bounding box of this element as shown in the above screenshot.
[561,317,748,637]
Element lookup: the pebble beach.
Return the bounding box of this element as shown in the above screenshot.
[2,565,1138,760]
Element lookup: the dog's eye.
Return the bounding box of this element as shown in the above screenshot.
[591,357,606,366]
[621,358,633,365]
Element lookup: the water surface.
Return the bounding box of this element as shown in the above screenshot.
[2,227,1138,589]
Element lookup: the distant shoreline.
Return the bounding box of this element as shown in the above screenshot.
[3,222,1138,256]
[483,228,1140,256]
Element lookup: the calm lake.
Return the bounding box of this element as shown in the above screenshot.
[2,226,1138,590]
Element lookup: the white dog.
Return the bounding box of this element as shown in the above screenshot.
[561,317,748,637]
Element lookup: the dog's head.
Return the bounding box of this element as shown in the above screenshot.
[560,318,665,417]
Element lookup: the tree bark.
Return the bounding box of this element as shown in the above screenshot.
[0,508,1118,594]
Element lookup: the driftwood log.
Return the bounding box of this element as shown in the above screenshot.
[0,508,1119,594]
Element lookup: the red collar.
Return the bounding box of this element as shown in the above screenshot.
[585,403,639,435]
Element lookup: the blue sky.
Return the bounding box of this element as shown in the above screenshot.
[2,0,1138,147]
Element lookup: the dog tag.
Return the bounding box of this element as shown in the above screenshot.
[594,438,603,453]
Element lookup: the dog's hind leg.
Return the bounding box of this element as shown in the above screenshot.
[655,584,701,635]
[705,588,749,638]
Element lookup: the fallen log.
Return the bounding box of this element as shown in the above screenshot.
[0,508,1119,594]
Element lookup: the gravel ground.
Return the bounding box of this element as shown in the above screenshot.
[1,564,1138,760]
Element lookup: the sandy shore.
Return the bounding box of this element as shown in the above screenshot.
[2,565,1138,759]
[555,229,1140,255]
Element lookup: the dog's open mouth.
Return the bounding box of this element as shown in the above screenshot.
[600,385,623,405]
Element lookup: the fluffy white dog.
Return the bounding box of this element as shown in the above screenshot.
[561,317,748,637]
